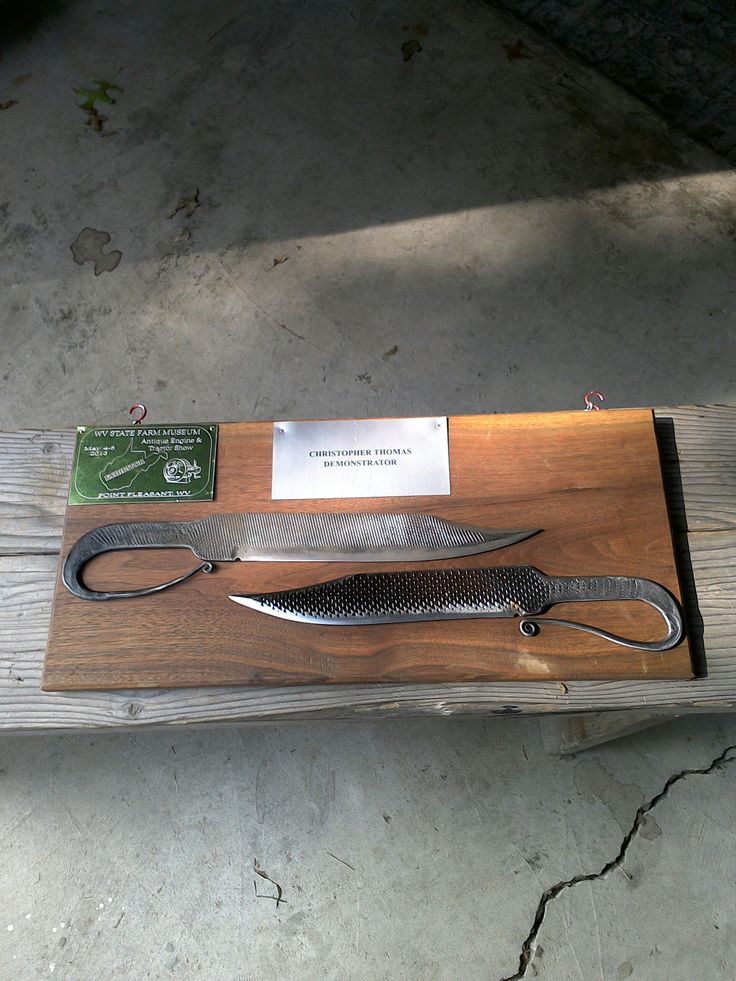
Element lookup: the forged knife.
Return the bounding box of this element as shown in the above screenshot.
[230,565,684,652]
[62,513,540,600]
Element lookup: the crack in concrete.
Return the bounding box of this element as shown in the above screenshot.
[501,743,736,981]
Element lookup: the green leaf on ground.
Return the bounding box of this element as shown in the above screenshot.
[74,79,122,110]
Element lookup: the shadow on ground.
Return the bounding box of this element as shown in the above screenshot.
[1,0,734,425]
[1,0,733,278]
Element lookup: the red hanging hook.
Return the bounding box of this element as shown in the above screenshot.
[129,403,147,424]
[583,390,605,411]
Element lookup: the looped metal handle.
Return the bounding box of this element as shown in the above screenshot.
[61,521,212,600]
[519,575,683,651]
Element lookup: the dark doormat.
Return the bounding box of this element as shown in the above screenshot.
[489,0,736,162]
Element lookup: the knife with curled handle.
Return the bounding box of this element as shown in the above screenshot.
[62,512,540,600]
[230,565,684,651]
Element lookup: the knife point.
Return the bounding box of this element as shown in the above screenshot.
[480,527,542,546]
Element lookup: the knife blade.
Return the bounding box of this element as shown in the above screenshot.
[230,565,683,652]
[62,513,540,600]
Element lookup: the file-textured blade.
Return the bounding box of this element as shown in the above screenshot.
[186,512,539,562]
[230,566,549,623]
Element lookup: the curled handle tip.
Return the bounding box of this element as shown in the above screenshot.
[519,576,683,652]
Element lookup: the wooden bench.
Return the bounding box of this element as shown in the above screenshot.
[2,406,735,751]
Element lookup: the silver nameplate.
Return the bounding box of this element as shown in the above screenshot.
[272,417,451,500]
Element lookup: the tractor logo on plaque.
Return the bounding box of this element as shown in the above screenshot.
[163,458,202,484]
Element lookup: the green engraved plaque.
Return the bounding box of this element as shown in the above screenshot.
[69,424,218,505]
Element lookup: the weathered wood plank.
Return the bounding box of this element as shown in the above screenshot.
[0,407,735,731]
[1,529,736,731]
[0,430,74,553]
[1,408,733,554]
[657,406,736,531]
[539,712,680,755]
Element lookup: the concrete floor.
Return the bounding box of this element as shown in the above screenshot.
[2,719,736,980]
[2,0,736,978]
[491,0,736,161]
[2,0,736,427]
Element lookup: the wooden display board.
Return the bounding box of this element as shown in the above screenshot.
[43,409,693,690]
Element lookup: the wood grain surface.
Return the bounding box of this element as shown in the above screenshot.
[41,409,692,690]
[1,407,733,733]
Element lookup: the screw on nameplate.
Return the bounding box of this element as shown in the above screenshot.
[583,390,605,411]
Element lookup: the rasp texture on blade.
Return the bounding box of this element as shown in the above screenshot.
[62,515,539,601]
[234,567,551,622]
[182,513,533,562]
[231,567,685,652]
